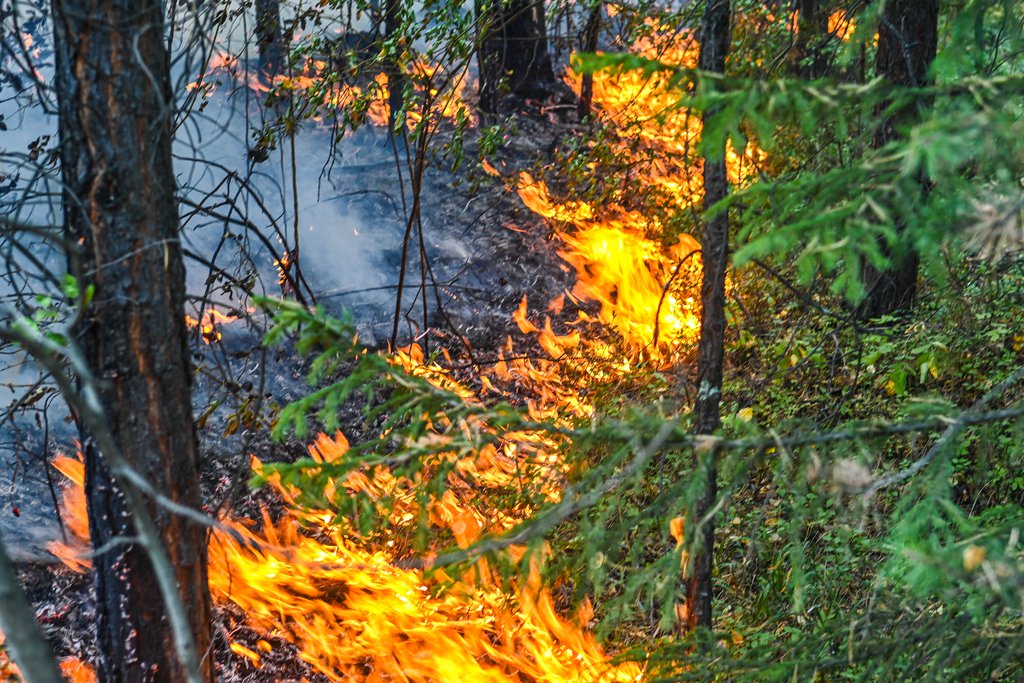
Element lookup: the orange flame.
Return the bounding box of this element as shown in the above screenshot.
[194,49,473,131]
[47,423,639,681]
[184,307,239,344]
[518,26,758,358]
[827,10,856,41]
[0,630,96,682]
[46,453,90,573]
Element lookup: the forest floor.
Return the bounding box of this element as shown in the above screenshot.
[13,89,604,681]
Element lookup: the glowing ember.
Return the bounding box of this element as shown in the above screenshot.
[59,658,97,683]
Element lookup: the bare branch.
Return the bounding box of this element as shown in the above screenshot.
[860,365,1024,498]
[0,319,205,683]
[0,537,63,683]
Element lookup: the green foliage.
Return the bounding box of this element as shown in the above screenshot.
[246,1,1024,680]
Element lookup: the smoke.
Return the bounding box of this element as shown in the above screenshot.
[0,0,480,555]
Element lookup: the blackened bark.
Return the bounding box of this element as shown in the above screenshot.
[857,0,938,319]
[255,0,284,79]
[684,0,732,633]
[577,2,602,119]
[476,0,555,117]
[51,1,213,680]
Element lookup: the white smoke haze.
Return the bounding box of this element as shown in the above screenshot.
[0,0,479,554]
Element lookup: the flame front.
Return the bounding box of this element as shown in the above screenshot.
[207,439,640,681]
[517,25,761,358]
[192,49,473,131]
[46,409,639,681]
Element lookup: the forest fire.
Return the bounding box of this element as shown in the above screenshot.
[193,50,472,130]
[516,25,762,358]
[3,0,1013,678]
[184,307,240,344]
[44,414,639,681]
[24,21,767,682]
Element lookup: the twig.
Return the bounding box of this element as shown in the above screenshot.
[0,320,205,683]
[860,365,1024,498]
[0,537,63,683]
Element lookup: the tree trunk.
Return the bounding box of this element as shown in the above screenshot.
[51,1,213,680]
[857,0,938,319]
[683,0,732,634]
[792,0,829,78]
[255,0,285,79]
[476,0,555,117]
[577,1,602,120]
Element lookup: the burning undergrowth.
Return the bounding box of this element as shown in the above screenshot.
[3,14,775,682]
[41,330,645,681]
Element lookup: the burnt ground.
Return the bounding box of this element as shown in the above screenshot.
[10,86,596,680]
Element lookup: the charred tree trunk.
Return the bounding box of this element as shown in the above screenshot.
[857,0,938,319]
[684,0,732,633]
[476,0,555,118]
[577,1,602,119]
[51,1,213,680]
[255,0,285,79]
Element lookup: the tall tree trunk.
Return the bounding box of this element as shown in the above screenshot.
[577,1,602,119]
[255,0,284,79]
[857,0,938,319]
[51,1,213,680]
[476,0,555,118]
[683,0,732,633]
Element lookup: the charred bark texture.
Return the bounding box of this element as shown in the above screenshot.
[256,0,285,79]
[51,1,213,680]
[684,0,732,634]
[857,0,938,319]
[577,2,602,120]
[476,0,555,117]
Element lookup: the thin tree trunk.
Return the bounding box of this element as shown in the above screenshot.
[684,0,732,633]
[51,1,213,680]
[385,0,407,132]
[255,0,284,79]
[578,1,602,119]
[857,0,938,319]
[476,0,554,118]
